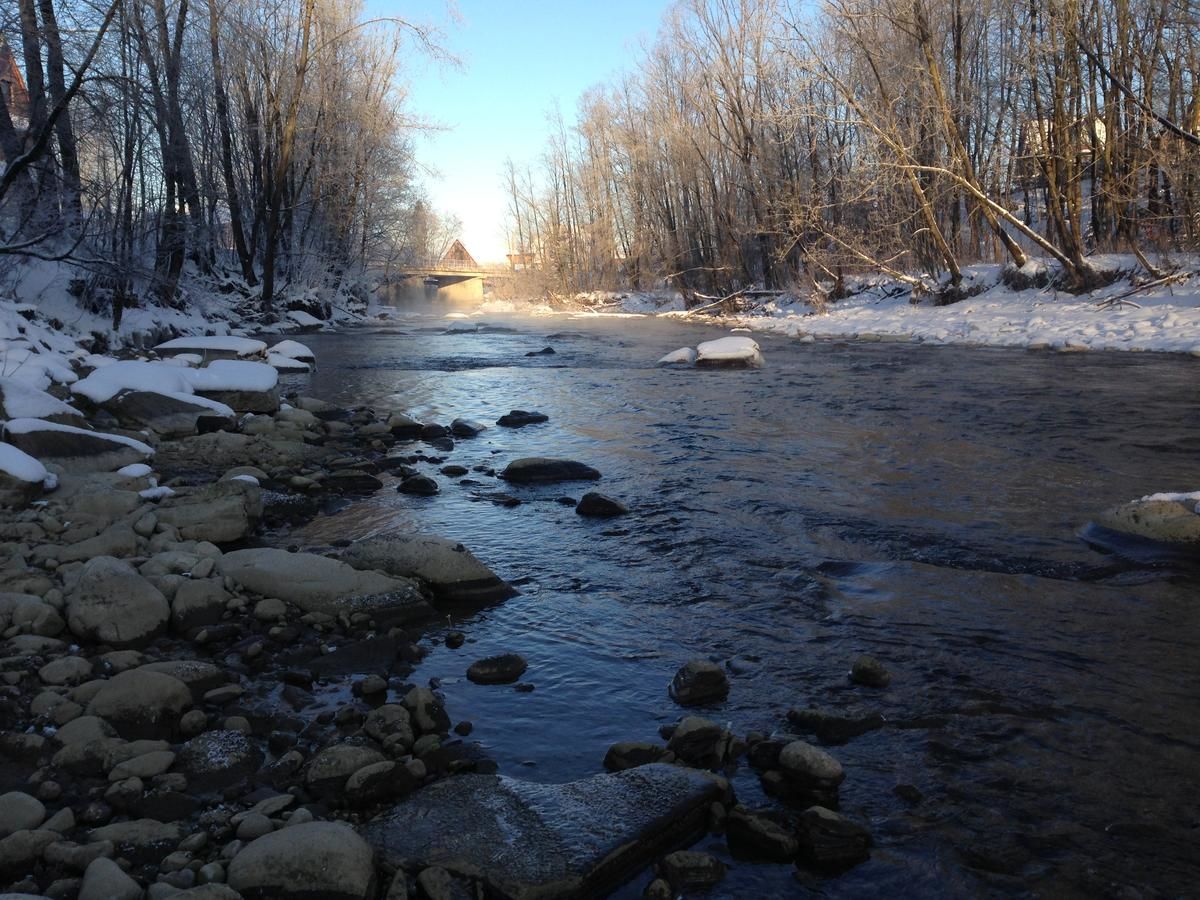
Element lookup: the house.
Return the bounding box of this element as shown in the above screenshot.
[0,36,30,128]
[506,251,537,271]
[439,239,478,269]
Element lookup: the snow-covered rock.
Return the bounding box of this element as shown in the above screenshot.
[72,360,195,404]
[269,339,315,363]
[695,336,764,367]
[185,360,280,413]
[1093,491,1200,545]
[0,377,80,421]
[154,335,268,359]
[0,443,53,507]
[286,310,324,333]
[268,353,311,373]
[0,347,78,390]
[658,347,698,366]
[2,418,153,472]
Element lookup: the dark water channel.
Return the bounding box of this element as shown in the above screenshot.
[286,314,1200,899]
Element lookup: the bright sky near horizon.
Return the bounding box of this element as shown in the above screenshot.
[365,0,672,264]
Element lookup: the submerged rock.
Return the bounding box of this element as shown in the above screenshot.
[465,653,528,685]
[496,410,549,428]
[669,659,729,706]
[795,806,872,870]
[575,492,628,517]
[849,654,891,688]
[500,458,601,484]
[363,764,723,898]
[341,534,516,605]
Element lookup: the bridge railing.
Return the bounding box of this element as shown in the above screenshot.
[397,257,513,275]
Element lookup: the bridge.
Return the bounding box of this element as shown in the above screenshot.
[386,255,513,307]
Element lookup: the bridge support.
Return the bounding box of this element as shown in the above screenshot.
[436,275,484,307]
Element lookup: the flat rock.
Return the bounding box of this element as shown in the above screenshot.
[500,458,601,484]
[85,669,191,740]
[3,422,151,473]
[104,390,233,438]
[341,535,516,605]
[65,557,169,648]
[218,548,434,625]
[1093,495,1200,544]
[496,410,548,428]
[155,478,263,543]
[363,763,723,899]
[228,821,375,899]
[466,653,528,685]
[179,730,263,790]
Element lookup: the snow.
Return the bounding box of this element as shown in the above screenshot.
[696,336,763,364]
[0,347,78,390]
[658,347,698,365]
[155,336,268,357]
[444,312,470,319]
[267,353,311,373]
[0,443,50,485]
[1140,490,1200,504]
[161,353,203,367]
[139,486,175,500]
[2,418,154,456]
[230,474,259,485]
[72,360,196,404]
[117,463,153,478]
[287,310,323,327]
[184,360,278,393]
[0,378,80,419]
[269,339,315,362]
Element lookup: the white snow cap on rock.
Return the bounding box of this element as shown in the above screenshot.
[117,463,153,478]
[72,360,196,404]
[658,347,698,365]
[267,354,311,373]
[696,335,764,366]
[185,360,278,393]
[287,310,323,327]
[0,443,53,486]
[154,336,268,357]
[0,347,78,390]
[0,377,81,419]
[269,339,315,362]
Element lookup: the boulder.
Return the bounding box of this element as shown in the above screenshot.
[52,522,139,565]
[227,822,376,899]
[85,670,191,739]
[398,475,438,496]
[657,850,726,891]
[0,593,64,638]
[575,492,628,517]
[171,579,232,633]
[218,549,433,625]
[104,390,234,437]
[0,793,45,839]
[499,458,601,484]
[602,742,672,772]
[65,557,169,648]
[849,654,891,688]
[155,478,262,543]
[449,418,485,438]
[340,535,516,605]
[306,744,388,802]
[155,431,323,476]
[2,420,152,473]
[694,336,764,368]
[726,808,799,861]
[1093,494,1200,545]
[79,855,142,900]
[178,730,263,790]
[795,806,871,870]
[669,659,729,706]
[465,654,527,685]
[496,410,548,428]
[666,717,729,768]
[363,765,723,899]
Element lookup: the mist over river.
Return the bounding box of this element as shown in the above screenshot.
[284,314,1200,898]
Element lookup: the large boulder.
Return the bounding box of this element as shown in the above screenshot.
[2,419,152,473]
[1093,493,1200,545]
[155,478,262,543]
[85,669,191,739]
[0,444,51,508]
[65,557,169,648]
[363,764,723,898]
[218,548,434,624]
[155,431,324,476]
[340,535,516,605]
[103,390,234,437]
[500,458,601,484]
[227,822,375,900]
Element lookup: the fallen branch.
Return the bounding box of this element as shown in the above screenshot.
[1095,272,1189,310]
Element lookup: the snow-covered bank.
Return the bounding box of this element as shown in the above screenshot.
[544,259,1200,356]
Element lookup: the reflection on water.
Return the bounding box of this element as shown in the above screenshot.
[287,314,1200,898]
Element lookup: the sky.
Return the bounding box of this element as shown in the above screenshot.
[365,0,672,264]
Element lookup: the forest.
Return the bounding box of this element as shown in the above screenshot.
[505,0,1200,299]
[0,0,456,328]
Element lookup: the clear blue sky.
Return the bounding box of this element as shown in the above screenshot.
[365,0,671,263]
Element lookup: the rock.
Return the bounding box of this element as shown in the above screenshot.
[137,660,227,698]
[795,805,871,870]
[786,708,884,745]
[602,742,672,772]
[401,688,449,735]
[171,580,232,633]
[465,654,527,685]
[54,715,117,747]
[669,659,729,706]
[495,410,548,428]
[109,749,175,781]
[85,670,192,740]
[575,492,628,517]
[227,821,375,899]
[346,761,419,807]
[386,414,424,438]
[365,765,723,899]
[340,535,516,605]
[768,741,845,808]
[179,730,263,790]
[3,422,152,473]
[156,479,262,543]
[364,705,415,749]
[87,819,182,860]
[0,592,64,637]
[236,813,274,841]
[218,548,433,625]
[726,808,799,861]
[253,598,286,622]
[0,828,58,880]
[657,850,726,890]
[448,419,485,438]
[0,793,45,838]
[65,557,170,648]
[38,655,92,687]
[1093,494,1200,545]
[398,475,438,496]
[324,470,384,494]
[79,856,142,900]
[155,431,323,477]
[849,654,891,688]
[695,336,764,368]
[525,346,556,357]
[666,717,729,768]
[499,458,600,484]
[306,744,388,801]
[104,390,233,437]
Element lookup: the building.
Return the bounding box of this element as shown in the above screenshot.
[0,36,30,129]
[439,239,478,270]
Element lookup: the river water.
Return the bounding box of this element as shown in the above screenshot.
[286,314,1200,898]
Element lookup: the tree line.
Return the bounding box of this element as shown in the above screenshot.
[0,0,455,326]
[506,0,1200,299]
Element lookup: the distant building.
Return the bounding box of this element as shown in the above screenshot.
[506,251,537,271]
[439,239,478,269]
[0,37,30,125]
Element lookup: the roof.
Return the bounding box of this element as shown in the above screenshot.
[0,37,30,122]
[439,240,478,268]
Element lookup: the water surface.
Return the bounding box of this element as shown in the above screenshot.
[288,314,1200,898]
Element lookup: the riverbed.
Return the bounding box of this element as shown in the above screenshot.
[286,313,1200,898]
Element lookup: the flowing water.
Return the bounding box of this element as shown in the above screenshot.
[285,314,1200,898]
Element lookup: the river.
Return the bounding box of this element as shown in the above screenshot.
[284,313,1200,898]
